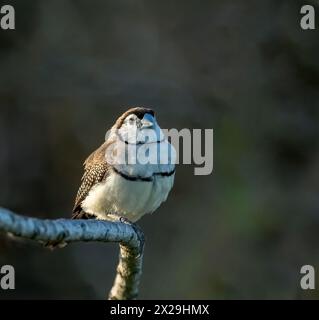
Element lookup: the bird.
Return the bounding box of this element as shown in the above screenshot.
[46,107,175,248]
[72,107,176,223]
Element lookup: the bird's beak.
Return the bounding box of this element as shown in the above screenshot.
[141,114,154,128]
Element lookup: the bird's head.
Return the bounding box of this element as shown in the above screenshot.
[113,107,164,144]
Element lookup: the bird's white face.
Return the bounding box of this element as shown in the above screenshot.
[118,113,164,144]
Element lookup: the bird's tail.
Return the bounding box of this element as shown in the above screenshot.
[43,240,67,250]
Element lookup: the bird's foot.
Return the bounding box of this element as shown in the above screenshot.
[109,215,145,254]
[119,216,132,224]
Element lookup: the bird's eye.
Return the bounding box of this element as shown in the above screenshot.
[129,117,134,123]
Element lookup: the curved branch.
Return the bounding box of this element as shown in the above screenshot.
[0,207,144,300]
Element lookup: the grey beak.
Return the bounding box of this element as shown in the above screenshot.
[141,119,153,128]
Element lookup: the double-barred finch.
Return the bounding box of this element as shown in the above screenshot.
[46,107,175,248]
[72,107,175,224]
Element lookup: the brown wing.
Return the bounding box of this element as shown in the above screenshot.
[72,142,110,218]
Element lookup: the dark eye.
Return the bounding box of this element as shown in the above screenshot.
[129,117,134,123]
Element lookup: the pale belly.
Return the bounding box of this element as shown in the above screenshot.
[81,172,175,222]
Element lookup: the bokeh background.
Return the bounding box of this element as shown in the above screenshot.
[1,0,319,299]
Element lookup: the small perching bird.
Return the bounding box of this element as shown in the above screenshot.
[72,107,176,223]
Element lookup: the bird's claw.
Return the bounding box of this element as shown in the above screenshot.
[118,216,145,254]
[119,216,131,224]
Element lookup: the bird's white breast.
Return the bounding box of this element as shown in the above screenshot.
[82,171,174,222]
[82,137,175,222]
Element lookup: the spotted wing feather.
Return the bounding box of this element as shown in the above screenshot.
[72,142,110,218]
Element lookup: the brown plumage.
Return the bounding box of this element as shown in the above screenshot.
[72,142,110,219]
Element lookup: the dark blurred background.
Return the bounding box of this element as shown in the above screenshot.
[0,0,319,299]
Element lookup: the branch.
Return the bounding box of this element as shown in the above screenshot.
[0,207,145,300]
